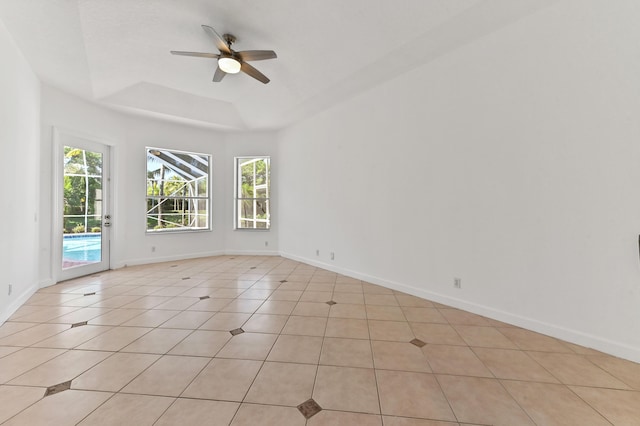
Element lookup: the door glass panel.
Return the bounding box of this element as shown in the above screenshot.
[62,146,103,269]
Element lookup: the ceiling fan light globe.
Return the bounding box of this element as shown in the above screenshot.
[218,57,241,74]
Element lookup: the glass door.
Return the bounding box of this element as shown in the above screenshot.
[55,132,111,281]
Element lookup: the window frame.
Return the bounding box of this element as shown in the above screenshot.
[234,156,271,230]
[145,147,212,234]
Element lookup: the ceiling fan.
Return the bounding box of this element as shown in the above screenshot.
[171,25,277,84]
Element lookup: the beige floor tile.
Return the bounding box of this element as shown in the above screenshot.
[216,332,277,360]
[376,370,455,421]
[410,323,466,346]
[0,323,69,347]
[472,347,559,382]
[267,334,324,364]
[334,283,364,293]
[368,320,414,342]
[325,318,369,339]
[320,337,374,368]
[528,351,631,388]
[221,299,265,314]
[152,297,200,310]
[372,341,431,372]
[255,300,297,315]
[238,289,273,300]
[199,312,251,331]
[329,303,367,319]
[313,365,380,414]
[88,308,147,326]
[90,295,144,308]
[331,292,365,304]
[438,309,490,326]
[31,325,113,349]
[78,393,174,425]
[292,301,331,317]
[231,403,305,426]
[366,306,406,321]
[182,358,262,401]
[242,313,288,333]
[453,325,518,349]
[502,380,610,426]
[0,346,21,358]
[0,321,36,339]
[122,309,181,327]
[245,361,317,406]
[49,307,110,324]
[122,354,209,396]
[0,385,46,423]
[498,327,574,353]
[11,306,80,323]
[400,307,447,323]
[299,291,331,302]
[155,398,239,426]
[587,354,640,390]
[382,416,458,425]
[187,297,234,311]
[78,327,151,352]
[121,328,191,354]
[157,310,214,329]
[282,316,327,336]
[9,349,111,386]
[437,375,534,425]
[362,284,393,294]
[3,390,112,426]
[0,347,66,383]
[72,352,160,391]
[168,330,231,357]
[422,345,493,377]
[394,295,435,308]
[365,294,399,306]
[268,289,303,301]
[570,386,640,425]
[121,296,172,309]
[308,410,382,425]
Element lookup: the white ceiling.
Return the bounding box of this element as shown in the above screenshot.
[0,0,555,130]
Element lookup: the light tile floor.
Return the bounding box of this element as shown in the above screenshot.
[1,255,639,425]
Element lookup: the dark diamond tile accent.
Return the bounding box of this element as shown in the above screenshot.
[297,398,322,419]
[250,267,256,269]
[182,277,190,280]
[44,380,72,397]
[71,321,88,328]
[279,280,288,283]
[410,338,426,348]
[84,292,96,296]
[326,300,337,306]
[171,265,178,268]
[199,295,210,300]
[229,328,245,336]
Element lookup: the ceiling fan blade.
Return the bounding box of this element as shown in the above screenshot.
[240,61,270,84]
[170,50,219,59]
[213,66,226,82]
[236,50,277,62]
[201,25,231,55]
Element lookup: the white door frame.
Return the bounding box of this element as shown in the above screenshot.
[53,127,113,282]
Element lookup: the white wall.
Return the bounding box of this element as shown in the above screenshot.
[278,0,640,362]
[39,87,278,284]
[0,19,41,321]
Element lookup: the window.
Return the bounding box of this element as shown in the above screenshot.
[235,156,270,229]
[146,147,211,232]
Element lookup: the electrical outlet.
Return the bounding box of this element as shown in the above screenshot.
[330,252,335,260]
[265,241,269,247]
[151,246,156,252]
[316,249,319,256]
[8,284,12,296]
[454,278,462,289]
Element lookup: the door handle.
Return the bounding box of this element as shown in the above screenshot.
[104,214,111,227]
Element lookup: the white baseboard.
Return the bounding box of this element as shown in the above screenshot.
[280,251,640,363]
[0,283,38,324]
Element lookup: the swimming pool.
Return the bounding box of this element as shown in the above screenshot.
[63,234,102,262]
